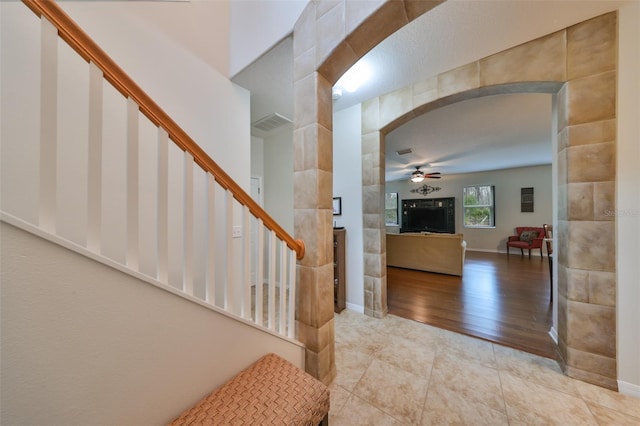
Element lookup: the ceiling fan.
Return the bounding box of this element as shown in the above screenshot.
[410,166,441,183]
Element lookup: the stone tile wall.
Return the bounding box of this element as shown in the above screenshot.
[558,13,618,390]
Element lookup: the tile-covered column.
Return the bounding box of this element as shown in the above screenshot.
[292,70,336,384]
[292,3,336,385]
[556,81,570,369]
[360,86,419,319]
[558,12,618,390]
[289,0,447,380]
[361,98,387,317]
[290,0,440,383]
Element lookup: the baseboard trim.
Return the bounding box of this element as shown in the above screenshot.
[346,302,364,314]
[466,248,502,254]
[466,248,546,257]
[618,380,640,398]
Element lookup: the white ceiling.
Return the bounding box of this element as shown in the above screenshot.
[232,0,627,179]
[385,92,552,181]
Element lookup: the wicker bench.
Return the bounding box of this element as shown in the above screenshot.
[169,353,330,425]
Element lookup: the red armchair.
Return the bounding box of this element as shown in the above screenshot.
[506,226,544,258]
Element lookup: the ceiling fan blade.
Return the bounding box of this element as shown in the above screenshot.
[425,172,441,176]
[428,175,441,179]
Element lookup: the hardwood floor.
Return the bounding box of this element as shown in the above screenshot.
[387,250,555,359]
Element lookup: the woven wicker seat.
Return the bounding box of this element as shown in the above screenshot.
[169,353,330,426]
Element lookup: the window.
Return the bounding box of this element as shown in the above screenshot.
[463,185,495,228]
[385,192,399,225]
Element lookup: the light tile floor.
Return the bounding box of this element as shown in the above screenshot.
[330,309,640,425]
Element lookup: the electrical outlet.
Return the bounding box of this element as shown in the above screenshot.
[232,226,242,238]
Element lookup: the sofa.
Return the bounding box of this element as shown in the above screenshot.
[387,232,466,276]
[506,226,544,258]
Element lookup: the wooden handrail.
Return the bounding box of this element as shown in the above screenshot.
[22,0,304,259]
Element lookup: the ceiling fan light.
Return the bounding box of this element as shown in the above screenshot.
[410,171,425,183]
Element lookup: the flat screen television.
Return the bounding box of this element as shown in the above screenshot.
[406,207,448,233]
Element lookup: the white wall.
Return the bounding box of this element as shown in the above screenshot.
[251,135,265,179]
[56,1,250,189]
[333,105,365,311]
[70,0,230,77]
[616,1,640,397]
[263,126,295,234]
[386,165,553,253]
[229,0,309,77]
[0,222,304,425]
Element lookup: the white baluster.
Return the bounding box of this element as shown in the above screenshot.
[255,219,264,326]
[224,190,234,310]
[183,152,194,296]
[157,129,169,284]
[287,249,297,339]
[268,230,277,330]
[242,206,251,318]
[26,7,302,342]
[279,240,288,334]
[87,62,103,252]
[39,17,57,233]
[205,173,216,304]
[126,97,139,270]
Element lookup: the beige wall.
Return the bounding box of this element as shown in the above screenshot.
[386,165,553,253]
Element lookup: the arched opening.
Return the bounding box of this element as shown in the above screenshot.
[381,89,558,358]
[293,2,619,391]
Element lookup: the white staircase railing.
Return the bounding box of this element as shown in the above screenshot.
[2,0,304,339]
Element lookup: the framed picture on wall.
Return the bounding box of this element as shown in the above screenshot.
[521,187,534,212]
[333,197,342,215]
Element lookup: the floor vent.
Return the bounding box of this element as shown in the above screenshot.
[252,113,292,132]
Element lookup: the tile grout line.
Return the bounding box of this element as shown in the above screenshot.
[493,343,513,425]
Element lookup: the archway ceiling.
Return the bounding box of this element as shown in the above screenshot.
[385,92,552,180]
[232,0,627,177]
